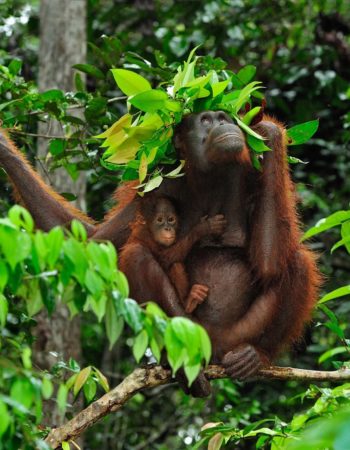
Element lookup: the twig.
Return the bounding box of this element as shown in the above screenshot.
[13,95,127,118]
[7,129,76,140]
[24,270,58,280]
[44,364,350,449]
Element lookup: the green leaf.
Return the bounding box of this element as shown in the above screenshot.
[46,227,64,269]
[198,326,211,364]
[164,324,185,373]
[237,65,257,84]
[331,236,350,253]
[247,134,271,153]
[0,227,32,269]
[139,152,148,183]
[133,330,149,362]
[302,211,350,241]
[165,161,185,178]
[0,401,10,438]
[62,442,70,450]
[341,220,350,253]
[83,378,97,403]
[287,156,307,164]
[49,139,66,156]
[105,137,139,164]
[8,59,22,75]
[318,285,350,304]
[57,384,68,416]
[0,294,8,327]
[8,205,34,232]
[287,120,319,146]
[233,81,263,114]
[105,298,124,348]
[10,378,35,409]
[41,377,54,400]
[74,366,92,397]
[142,175,163,193]
[74,72,85,92]
[115,271,130,298]
[123,298,144,333]
[0,261,8,292]
[21,346,32,369]
[111,68,151,96]
[73,63,105,79]
[41,89,65,102]
[26,280,44,317]
[88,294,107,322]
[71,219,87,242]
[93,367,110,392]
[211,79,230,97]
[184,362,201,386]
[95,113,132,139]
[63,239,88,284]
[85,269,104,301]
[129,89,168,112]
[242,106,262,125]
[234,115,265,140]
[165,99,182,112]
[318,346,348,364]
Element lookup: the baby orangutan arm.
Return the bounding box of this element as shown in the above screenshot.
[160,214,227,268]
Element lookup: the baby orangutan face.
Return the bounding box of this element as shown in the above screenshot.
[150,198,178,247]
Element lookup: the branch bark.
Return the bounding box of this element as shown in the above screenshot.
[44,364,350,448]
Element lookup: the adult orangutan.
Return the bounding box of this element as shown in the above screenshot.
[0,111,320,396]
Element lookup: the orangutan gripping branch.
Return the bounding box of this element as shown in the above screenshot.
[0,110,321,397]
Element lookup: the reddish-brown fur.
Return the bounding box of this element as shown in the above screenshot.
[0,110,321,397]
[120,196,226,313]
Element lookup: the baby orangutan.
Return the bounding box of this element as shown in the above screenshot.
[119,196,227,313]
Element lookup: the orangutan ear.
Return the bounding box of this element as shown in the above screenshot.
[135,213,146,225]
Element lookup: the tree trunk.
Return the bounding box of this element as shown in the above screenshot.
[37,0,87,210]
[34,0,87,435]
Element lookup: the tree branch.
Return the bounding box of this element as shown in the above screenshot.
[44,364,350,448]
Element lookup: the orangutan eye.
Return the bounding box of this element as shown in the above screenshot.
[156,216,163,223]
[218,113,228,124]
[168,216,175,223]
[201,114,212,126]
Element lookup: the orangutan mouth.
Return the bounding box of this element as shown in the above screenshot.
[212,132,240,144]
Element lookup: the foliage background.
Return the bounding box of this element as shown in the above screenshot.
[0,0,350,449]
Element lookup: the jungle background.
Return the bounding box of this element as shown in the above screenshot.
[0,0,350,449]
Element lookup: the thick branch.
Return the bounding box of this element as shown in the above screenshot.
[45,364,350,448]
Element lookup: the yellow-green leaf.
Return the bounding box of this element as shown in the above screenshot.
[139,152,148,183]
[94,113,132,139]
[211,79,230,97]
[73,366,92,397]
[93,367,110,392]
[106,138,139,164]
[242,106,262,125]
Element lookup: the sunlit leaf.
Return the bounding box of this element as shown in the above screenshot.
[94,113,132,139]
[287,120,319,146]
[129,89,168,112]
[242,106,262,125]
[111,69,151,95]
[133,330,149,362]
[303,211,350,241]
[318,285,350,304]
[74,367,92,397]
